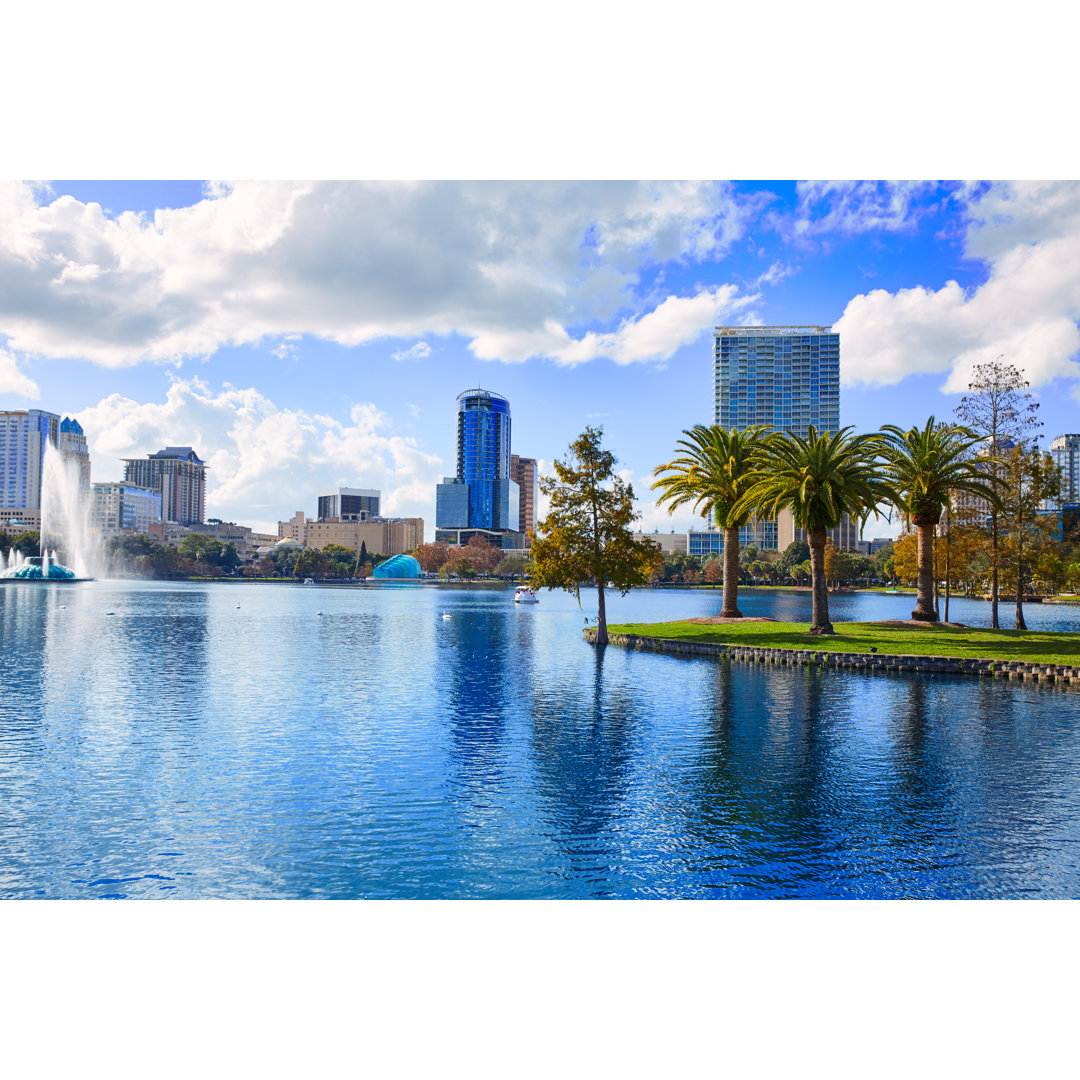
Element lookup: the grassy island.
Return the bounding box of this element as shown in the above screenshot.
[605,619,1080,668]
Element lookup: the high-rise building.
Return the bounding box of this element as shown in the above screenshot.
[713,326,849,551]
[122,446,207,525]
[510,454,537,547]
[0,408,61,511]
[58,417,92,497]
[435,388,519,544]
[1049,434,1080,507]
[714,326,840,437]
[317,487,380,521]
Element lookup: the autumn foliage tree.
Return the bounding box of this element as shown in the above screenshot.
[413,542,451,573]
[954,359,1041,627]
[531,427,660,646]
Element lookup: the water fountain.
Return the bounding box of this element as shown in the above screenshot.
[1,441,95,583]
[0,549,79,581]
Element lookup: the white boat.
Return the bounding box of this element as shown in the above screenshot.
[514,585,539,604]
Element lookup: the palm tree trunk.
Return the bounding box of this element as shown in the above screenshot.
[911,518,938,622]
[807,528,833,635]
[720,524,742,618]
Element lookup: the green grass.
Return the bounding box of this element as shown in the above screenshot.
[606,619,1080,666]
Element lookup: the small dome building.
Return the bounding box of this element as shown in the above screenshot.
[372,554,423,579]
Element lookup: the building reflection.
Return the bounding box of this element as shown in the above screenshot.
[438,602,515,803]
[0,584,52,755]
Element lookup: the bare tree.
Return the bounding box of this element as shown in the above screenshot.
[953,358,1041,628]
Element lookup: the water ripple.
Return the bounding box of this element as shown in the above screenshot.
[1,581,1079,898]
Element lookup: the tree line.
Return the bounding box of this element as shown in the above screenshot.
[529,359,1075,643]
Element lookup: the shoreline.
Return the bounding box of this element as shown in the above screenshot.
[584,624,1080,686]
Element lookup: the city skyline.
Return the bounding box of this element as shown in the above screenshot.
[3,181,1080,539]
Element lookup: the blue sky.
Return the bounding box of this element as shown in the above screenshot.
[3,179,1079,539]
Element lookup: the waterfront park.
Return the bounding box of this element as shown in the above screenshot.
[5,377,1080,902]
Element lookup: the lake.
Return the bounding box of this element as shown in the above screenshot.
[2,580,1079,899]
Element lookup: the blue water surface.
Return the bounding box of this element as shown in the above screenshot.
[2,581,1079,899]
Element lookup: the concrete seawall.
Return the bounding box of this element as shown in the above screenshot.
[583,628,1080,686]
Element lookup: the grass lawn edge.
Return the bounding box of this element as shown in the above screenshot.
[601,619,1080,669]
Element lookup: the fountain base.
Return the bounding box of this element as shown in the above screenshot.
[0,555,91,582]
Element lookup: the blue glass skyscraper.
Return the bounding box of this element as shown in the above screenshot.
[457,388,511,528]
[435,388,518,540]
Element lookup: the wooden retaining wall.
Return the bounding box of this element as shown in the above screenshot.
[583,629,1080,686]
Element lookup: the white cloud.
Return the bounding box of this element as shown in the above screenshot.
[391,341,431,362]
[468,286,758,367]
[790,180,935,237]
[0,180,758,370]
[78,378,443,533]
[836,181,1080,391]
[0,346,39,397]
[755,261,797,287]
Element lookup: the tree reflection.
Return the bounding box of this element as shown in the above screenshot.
[527,647,638,888]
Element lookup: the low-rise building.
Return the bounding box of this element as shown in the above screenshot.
[433,526,520,549]
[633,532,688,554]
[0,508,41,534]
[277,513,424,556]
[855,537,893,556]
[778,508,859,552]
[159,520,274,560]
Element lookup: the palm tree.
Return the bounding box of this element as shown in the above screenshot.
[735,426,890,634]
[652,425,771,618]
[880,418,1004,623]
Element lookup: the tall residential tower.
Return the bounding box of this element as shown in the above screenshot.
[122,446,207,525]
[714,326,840,437]
[0,408,61,514]
[713,326,852,550]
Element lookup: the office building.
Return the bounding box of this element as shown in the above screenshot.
[435,388,519,545]
[0,408,61,511]
[1049,434,1080,507]
[510,454,538,547]
[856,537,894,556]
[92,482,162,539]
[714,326,852,551]
[317,487,380,521]
[122,446,207,525]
